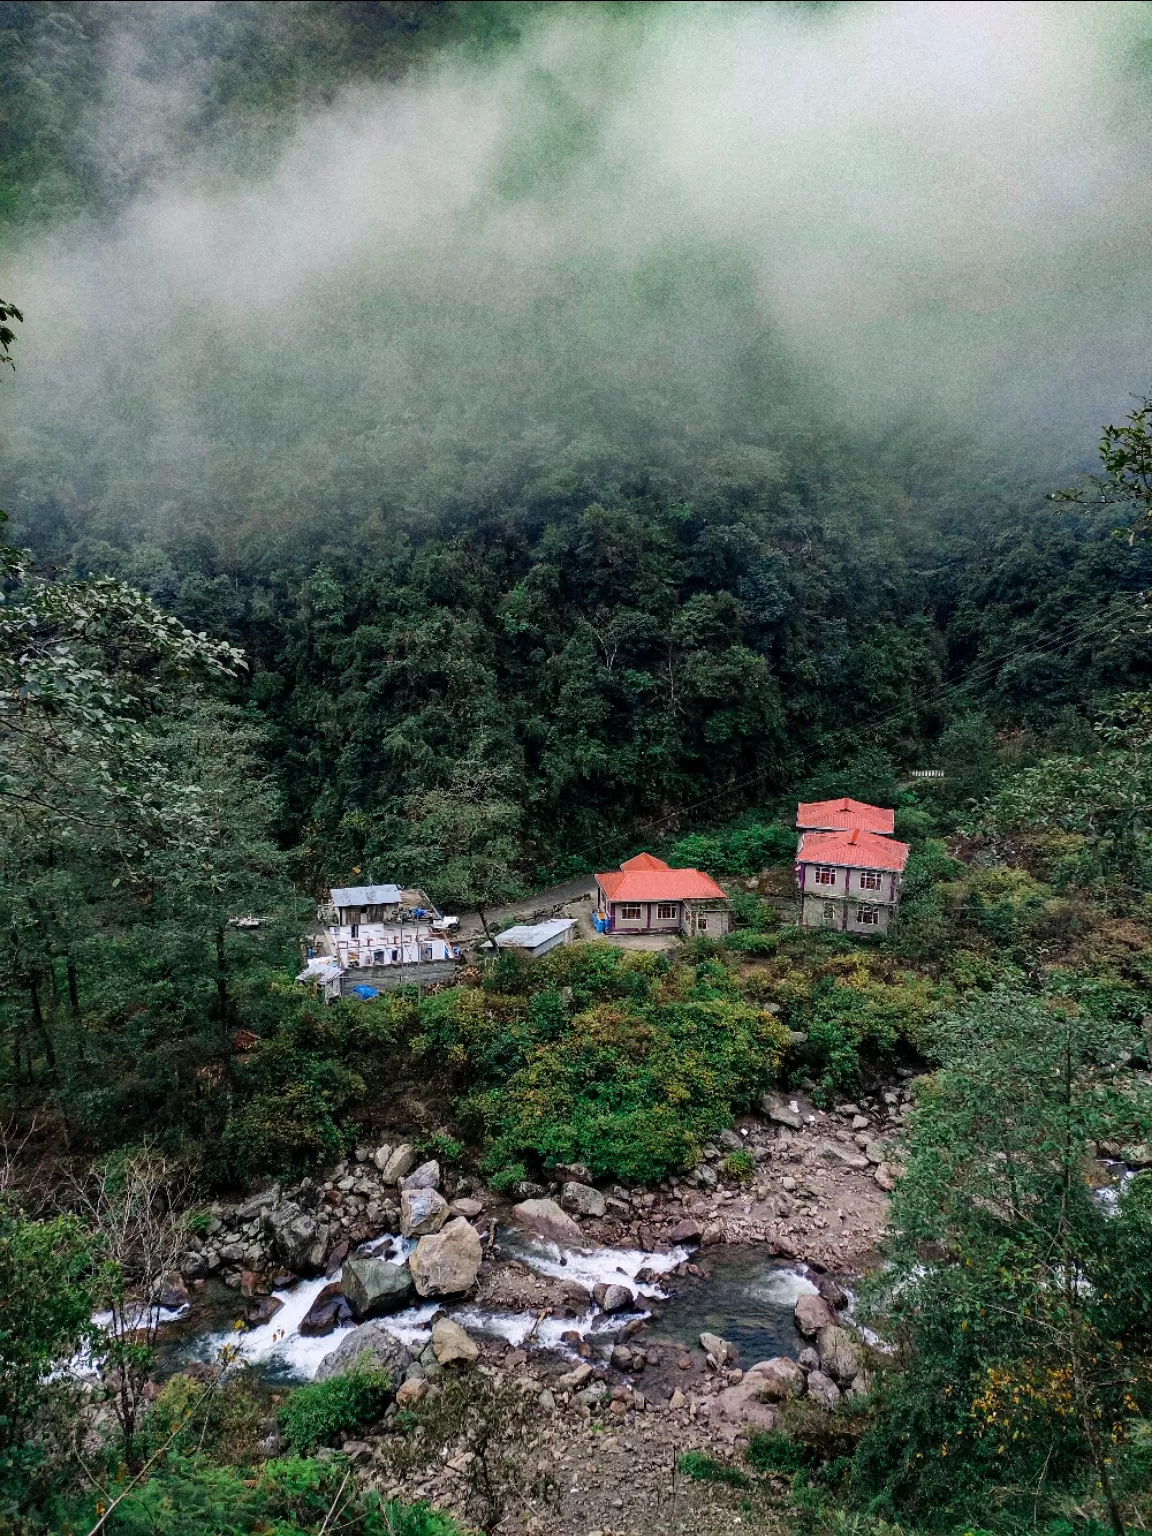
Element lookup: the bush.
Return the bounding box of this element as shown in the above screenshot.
[678,1449,752,1487]
[669,821,797,876]
[278,1365,393,1451]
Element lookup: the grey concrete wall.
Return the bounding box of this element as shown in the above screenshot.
[338,959,457,996]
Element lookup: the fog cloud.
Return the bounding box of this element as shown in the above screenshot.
[5,1,1152,551]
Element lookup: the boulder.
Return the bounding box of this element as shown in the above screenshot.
[431,1317,479,1367]
[299,1282,353,1336]
[395,1376,428,1407]
[556,1362,593,1391]
[874,1162,899,1192]
[705,1376,780,1442]
[817,1325,864,1384]
[794,1293,837,1337]
[246,1295,284,1327]
[178,1250,208,1281]
[409,1217,482,1298]
[592,1283,634,1314]
[235,1185,281,1222]
[401,1188,449,1238]
[341,1257,415,1320]
[158,1273,190,1311]
[761,1091,804,1130]
[555,1162,594,1185]
[315,1322,411,1385]
[700,1332,735,1366]
[864,1140,888,1165]
[560,1181,607,1219]
[814,1140,870,1171]
[511,1198,583,1245]
[451,1197,484,1219]
[666,1218,703,1244]
[750,1355,806,1401]
[798,1346,821,1372]
[401,1160,441,1192]
[372,1143,394,1173]
[268,1203,322,1274]
[816,1276,848,1310]
[379,1144,416,1185]
[806,1369,842,1408]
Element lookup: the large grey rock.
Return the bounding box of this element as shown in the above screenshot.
[560,1181,607,1219]
[761,1091,804,1129]
[401,1160,442,1192]
[235,1185,281,1222]
[379,1144,416,1185]
[806,1369,842,1408]
[814,1140,870,1171]
[592,1283,633,1314]
[705,1372,780,1442]
[400,1188,449,1238]
[340,1257,415,1320]
[315,1322,411,1385]
[372,1143,393,1172]
[700,1332,735,1366]
[511,1198,583,1245]
[794,1293,837,1337]
[431,1317,479,1367]
[268,1203,321,1273]
[864,1140,889,1165]
[718,1128,744,1151]
[556,1362,593,1391]
[409,1217,482,1297]
[874,1162,899,1192]
[817,1325,864,1384]
[751,1355,806,1401]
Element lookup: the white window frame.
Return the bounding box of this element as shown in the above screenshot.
[656,903,678,920]
[858,870,883,891]
[856,905,880,926]
[620,903,642,921]
[814,866,836,886]
[822,901,838,924]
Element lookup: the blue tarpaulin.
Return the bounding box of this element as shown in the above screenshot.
[352,984,380,1000]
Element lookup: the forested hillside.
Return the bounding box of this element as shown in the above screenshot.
[4,5,1152,1536]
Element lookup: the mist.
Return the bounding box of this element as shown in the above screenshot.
[5,0,1152,558]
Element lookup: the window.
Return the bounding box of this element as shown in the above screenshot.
[657,903,678,920]
[698,917,708,931]
[420,944,433,962]
[856,905,880,926]
[372,949,385,964]
[858,870,882,891]
[814,866,836,886]
[350,923,359,938]
[822,902,837,925]
[620,904,642,921]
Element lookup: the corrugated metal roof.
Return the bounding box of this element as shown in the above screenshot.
[495,918,578,948]
[797,828,909,872]
[330,884,401,908]
[596,866,728,902]
[796,798,895,835]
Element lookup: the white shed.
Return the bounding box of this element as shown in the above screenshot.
[493,918,578,958]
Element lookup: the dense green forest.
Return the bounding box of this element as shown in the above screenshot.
[4,4,1152,1535]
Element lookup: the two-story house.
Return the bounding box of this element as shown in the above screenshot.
[794,800,908,933]
[595,853,733,937]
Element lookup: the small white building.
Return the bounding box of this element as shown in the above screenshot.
[493,918,578,958]
[329,921,454,971]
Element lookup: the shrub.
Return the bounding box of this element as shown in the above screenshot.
[678,1449,752,1487]
[721,1148,755,1180]
[278,1364,393,1451]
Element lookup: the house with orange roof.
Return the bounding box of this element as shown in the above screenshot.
[594,853,733,938]
[794,803,909,933]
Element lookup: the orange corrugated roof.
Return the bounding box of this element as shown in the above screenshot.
[797,829,909,873]
[620,852,670,871]
[796,797,895,835]
[596,861,727,902]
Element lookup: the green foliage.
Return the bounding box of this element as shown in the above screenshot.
[848,988,1152,1531]
[720,1148,755,1180]
[677,1449,752,1487]
[278,1364,393,1452]
[54,1452,466,1536]
[668,821,797,876]
[419,945,789,1182]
